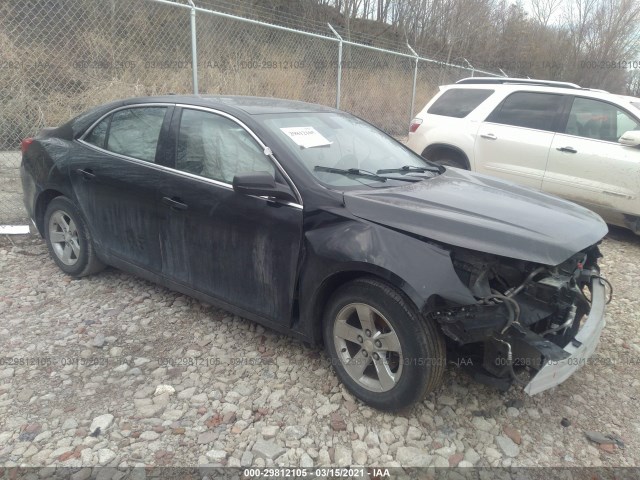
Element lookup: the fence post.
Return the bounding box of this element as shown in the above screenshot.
[463,58,475,77]
[328,24,342,109]
[407,44,419,123]
[188,0,199,94]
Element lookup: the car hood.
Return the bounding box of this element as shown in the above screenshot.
[343,168,608,265]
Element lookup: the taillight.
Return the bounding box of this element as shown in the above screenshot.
[409,118,423,133]
[21,137,34,154]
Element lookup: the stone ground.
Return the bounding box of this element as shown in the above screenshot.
[0,228,638,470]
[0,151,28,226]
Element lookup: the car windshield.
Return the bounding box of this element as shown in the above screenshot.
[260,112,439,188]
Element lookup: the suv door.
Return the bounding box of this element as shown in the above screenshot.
[474,92,566,189]
[71,105,172,272]
[543,96,640,223]
[158,106,303,326]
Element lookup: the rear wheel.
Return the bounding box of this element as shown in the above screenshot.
[323,278,446,411]
[44,196,105,277]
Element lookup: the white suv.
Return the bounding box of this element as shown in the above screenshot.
[406,77,640,233]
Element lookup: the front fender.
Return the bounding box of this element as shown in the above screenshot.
[297,216,476,342]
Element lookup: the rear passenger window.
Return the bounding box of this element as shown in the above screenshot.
[106,107,167,162]
[486,92,563,131]
[427,89,494,118]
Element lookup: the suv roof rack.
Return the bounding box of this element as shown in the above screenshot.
[456,77,582,90]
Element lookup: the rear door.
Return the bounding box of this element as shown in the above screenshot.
[543,96,640,220]
[71,105,172,272]
[157,106,304,325]
[474,92,566,189]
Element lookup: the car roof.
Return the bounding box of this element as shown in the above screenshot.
[119,95,339,115]
[442,78,640,106]
[59,95,341,140]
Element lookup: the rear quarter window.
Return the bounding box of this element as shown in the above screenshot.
[84,116,110,149]
[427,88,494,118]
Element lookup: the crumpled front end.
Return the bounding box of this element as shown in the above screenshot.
[524,276,606,394]
[430,243,609,394]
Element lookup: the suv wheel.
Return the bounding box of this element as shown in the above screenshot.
[435,158,464,169]
[426,150,467,170]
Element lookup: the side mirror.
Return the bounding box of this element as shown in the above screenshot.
[619,130,640,147]
[232,171,297,203]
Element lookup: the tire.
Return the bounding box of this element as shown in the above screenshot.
[44,196,105,277]
[323,277,446,411]
[428,151,466,170]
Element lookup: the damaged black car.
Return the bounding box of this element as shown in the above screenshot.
[21,96,609,411]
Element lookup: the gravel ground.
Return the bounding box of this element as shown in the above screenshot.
[0,229,638,470]
[0,151,29,225]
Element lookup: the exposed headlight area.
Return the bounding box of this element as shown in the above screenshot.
[431,245,608,391]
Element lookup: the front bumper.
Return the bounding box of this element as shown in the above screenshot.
[524,277,607,395]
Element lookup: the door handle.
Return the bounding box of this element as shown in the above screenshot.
[76,168,96,180]
[162,196,188,211]
[480,133,497,140]
[556,146,577,153]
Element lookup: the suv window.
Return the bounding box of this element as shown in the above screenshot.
[427,88,494,118]
[565,97,640,142]
[176,109,274,183]
[103,107,167,162]
[486,92,563,131]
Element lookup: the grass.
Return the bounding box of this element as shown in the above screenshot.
[0,2,461,149]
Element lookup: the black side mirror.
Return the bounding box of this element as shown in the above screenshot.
[232,171,297,203]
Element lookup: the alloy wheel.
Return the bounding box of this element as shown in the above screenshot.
[332,303,403,392]
[48,210,80,266]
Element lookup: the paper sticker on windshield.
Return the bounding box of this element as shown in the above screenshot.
[280,126,332,148]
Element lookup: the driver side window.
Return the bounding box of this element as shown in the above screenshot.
[176,109,275,183]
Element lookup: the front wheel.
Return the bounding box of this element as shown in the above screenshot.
[425,151,467,170]
[44,196,105,277]
[434,158,464,169]
[323,278,446,411]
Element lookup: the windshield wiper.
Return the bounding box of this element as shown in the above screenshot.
[376,165,440,174]
[314,166,387,182]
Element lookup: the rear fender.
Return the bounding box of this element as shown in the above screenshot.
[22,138,74,234]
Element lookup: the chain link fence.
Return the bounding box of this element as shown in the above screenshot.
[194,10,339,106]
[0,0,502,226]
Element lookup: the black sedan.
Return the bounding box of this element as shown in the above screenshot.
[21,96,609,411]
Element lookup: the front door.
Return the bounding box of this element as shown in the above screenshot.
[543,96,640,223]
[158,107,303,325]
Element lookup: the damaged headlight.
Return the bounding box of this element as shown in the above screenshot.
[430,245,607,388]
